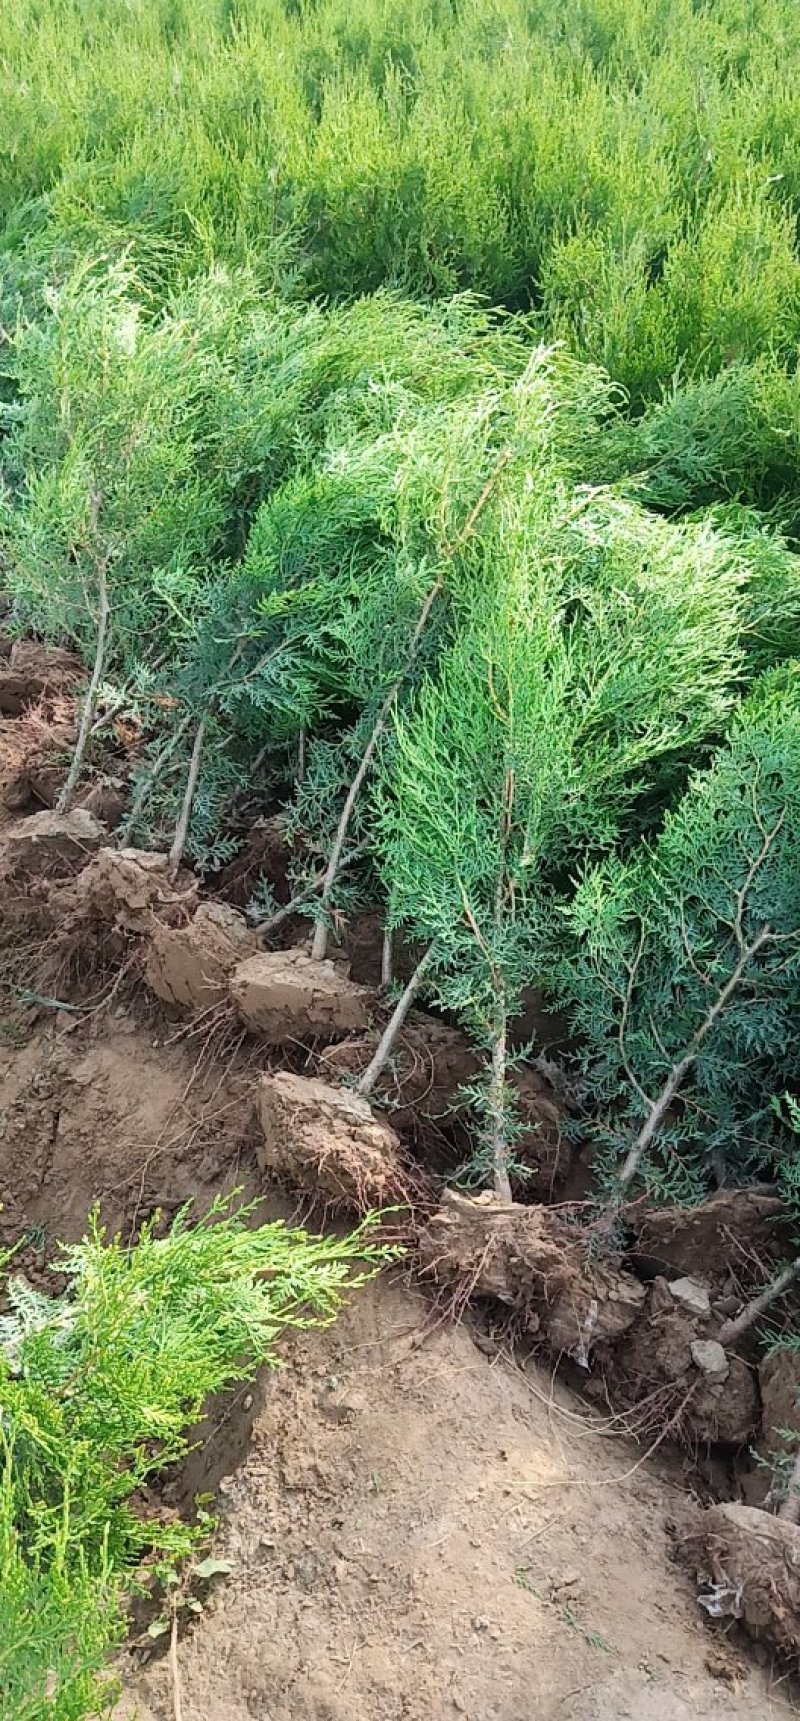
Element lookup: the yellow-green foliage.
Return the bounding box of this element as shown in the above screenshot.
[0,1199,387,1720]
[3,0,800,396]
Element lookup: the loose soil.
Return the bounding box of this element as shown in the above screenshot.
[0,1009,784,1720]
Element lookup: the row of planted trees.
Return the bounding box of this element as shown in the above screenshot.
[1,258,800,1209]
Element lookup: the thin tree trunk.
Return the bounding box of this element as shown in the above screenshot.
[488,1003,512,1203]
[779,1448,800,1524]
[718,1256,800,1347]
[356,943,434,1098]
[618,925,773,1193]
[57,556,110,813]
[380,928,393,990]
[168,720,206,874]
[310,576,443,961]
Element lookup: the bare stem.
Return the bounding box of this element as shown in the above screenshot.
[380,928,393,990]
[356,943,435,1098]
[618,925,773,1193]
[779,1448,800,1525]
[718,1255,800,1347]
[168,720,206,874]
[170,1613,184,1721]
[488,1003,512,1203]
[57,545,110,814]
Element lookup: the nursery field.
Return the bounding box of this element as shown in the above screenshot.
[2,1,800,1717]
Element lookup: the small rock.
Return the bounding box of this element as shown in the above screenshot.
[668,1276,711,1318]
[691,1339,730,1381]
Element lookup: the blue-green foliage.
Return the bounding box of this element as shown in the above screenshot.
[559,668,800,1201]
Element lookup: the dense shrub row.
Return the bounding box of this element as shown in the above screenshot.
[3,0,800,405]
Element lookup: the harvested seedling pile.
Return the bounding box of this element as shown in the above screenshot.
[3,1,800,1711]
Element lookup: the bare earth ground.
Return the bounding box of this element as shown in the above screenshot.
[0,1010,788,1721]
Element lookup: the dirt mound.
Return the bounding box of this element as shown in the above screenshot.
[122,1277,771,1721]
[0,638,82,716]
[0,1011,260,1256]
[0,814,797,1691]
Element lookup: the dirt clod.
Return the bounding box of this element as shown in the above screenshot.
[257,1070,428,1214]
[620,1305,759,1445]
[670,1277,712,1318]
[231,947,372,1044]
[146,902,256,1011]
[0,807,105,882]
[53,846,197,933]
[691,1340,729,1381]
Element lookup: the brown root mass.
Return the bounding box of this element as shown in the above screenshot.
[632,1188,788,1280]
[686,1501,800,1661]
[257,1070,432,1216]
[322,1014,571,1195]
[0,640,83,716]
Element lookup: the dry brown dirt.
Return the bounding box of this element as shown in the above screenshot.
[0,1008,787,1721]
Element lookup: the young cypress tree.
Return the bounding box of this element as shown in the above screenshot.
[377,490,749,1197]
[559,665,800,1204]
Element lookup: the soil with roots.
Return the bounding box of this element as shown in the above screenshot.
[0,644,798,1714]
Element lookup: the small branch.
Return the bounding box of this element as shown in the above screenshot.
[311,445,513,964]
[57,548,110,812]
[356,943,435,1098]
[617,924,773,1193]
[779,1448,800,1525]
[168,720,206,874]
[718,1256,800,1347]
[380,928,393,990]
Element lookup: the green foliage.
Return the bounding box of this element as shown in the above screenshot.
[0,1197,386,1720]
[377,485,752,1186]
[558,667,800,1201]
[5,0,800,415]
